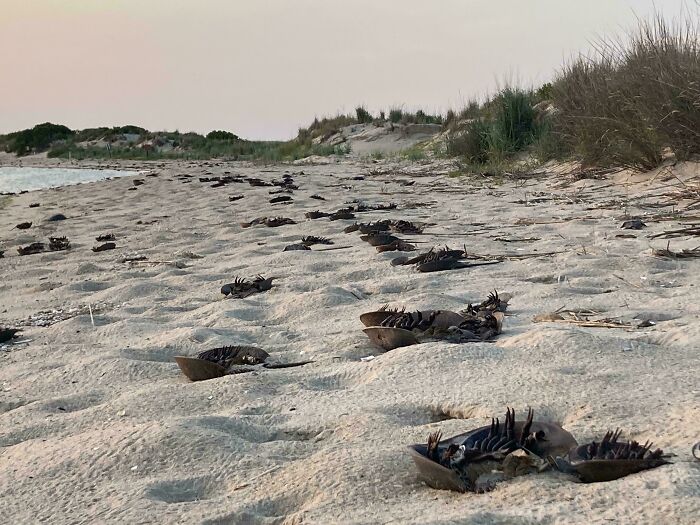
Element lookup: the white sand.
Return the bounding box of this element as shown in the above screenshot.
[0,157,698,524]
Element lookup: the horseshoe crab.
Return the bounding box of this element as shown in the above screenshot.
[552,429,670,482]
[409,408,578,492]
[361,304,504,351]
[284,244,311,252]
[390,220,424,234]
[329,208,355,221]
[96,233,116,242]
[175,345,312,381]
[461,290,512,316]
[270,196,293,203]
[17,242,46,256]
[360,233,402,247]
[301,236,333,246]
[0,327,21,344]
[693,442,700,460]
[92,242,116,252]
[49,236,71,251]
[221,275,273,298]
[15,222,32,230]
[376,240,416,253]
[306,211,330,220]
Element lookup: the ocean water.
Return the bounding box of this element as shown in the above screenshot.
[0,166,138,193]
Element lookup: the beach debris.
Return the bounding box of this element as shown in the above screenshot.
[221,275,273,298]
[270,195,293,203]
[15,222,32,230]
[305,210,330,220]
[0,327,21,344]
[408,407,578,492]
[47,213,67,222]
[301,236,333,246]
[175,345,312,381]
[621,219,647,230]
[552,429,670,483]
[48,236,71,251]
[96,233,116,242]
[533,310,635,329]
[92,242,117,252]
[651,243,700,259]
[21,302,113,327]
[693,442,700,460]
[17,242,46,256]
[283,244,311,251]
[229,195,245,202]
[649,224,700,239]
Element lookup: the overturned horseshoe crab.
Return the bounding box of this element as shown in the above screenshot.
[49,236,71,251]
[221,275,273,298]
[301,236,333,246]
[175,345,312,381]
[17,242,46,256]
[361,303,504,351]
[408,408,578,492]
[552,429,670,482]
[306,210,330,220]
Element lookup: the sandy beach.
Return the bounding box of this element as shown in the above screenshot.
[0,157,698,524]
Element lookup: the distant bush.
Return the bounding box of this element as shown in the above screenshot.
[6,123,74,156]
[489,87,538,155]
[355,106,373,123]
[552,14,700,169]
[389,108,403,123]
[206,130,239,141]
[446,119,491,164]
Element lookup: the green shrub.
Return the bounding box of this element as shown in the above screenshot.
[7,123,74,156]
[446,119,491,164]
[355,106,373,123]
[206,130,239,141]
[389,108,403,123]
[552,14,700,169]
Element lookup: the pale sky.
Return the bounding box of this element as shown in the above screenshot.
[0,0,691,140]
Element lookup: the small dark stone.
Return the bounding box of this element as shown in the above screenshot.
[47,214,67,222]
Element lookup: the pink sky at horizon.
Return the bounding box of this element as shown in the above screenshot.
[0,0,692,140]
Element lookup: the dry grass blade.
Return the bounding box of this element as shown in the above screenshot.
[651,243,700,259]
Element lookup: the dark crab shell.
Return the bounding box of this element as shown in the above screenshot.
[175,356,227,381]
[175,345,271,381]
[559,431,670,482]
[362,326,419,351]
[408,418,578,492]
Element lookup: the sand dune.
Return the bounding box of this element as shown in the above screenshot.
[0,157,698,524]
